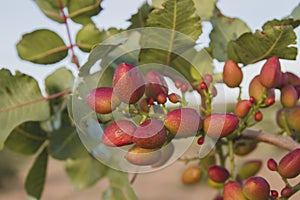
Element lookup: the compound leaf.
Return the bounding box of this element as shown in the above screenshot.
[228,24,297,65]
[209,12,250,61]
[139,0,202,82]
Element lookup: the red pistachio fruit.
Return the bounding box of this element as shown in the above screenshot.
[243,176,270,200]
[259,56,282,88]
[223,181,246,200]
[133,119,167,149]
[286,71,300,86]
[156,92,167,104]
[181,166,202,185]
[203,113,239,138]
[276,106,300,132]
[164,108,202,137]
[254,111,263,122]
[208,165,230,183]
[102,120,136,147]
[152,142,174,168]
[278,148,300,179]
[281,186,292,198]
[223,60,243,88]
[234,100,252,118]
[168,93,181,103]
[280,85,298,108]
[139,98,150,113]
[86,87,120,114]
[285,106,300,132]
[233,139,257,156]
[249,75,267,103]
[267,158,278,171]
[125,146,161,166]
[145,71,168,99]
[113,63,145,104]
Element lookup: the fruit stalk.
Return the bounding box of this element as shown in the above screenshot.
[228,140,235,179]
[291,182,300,197]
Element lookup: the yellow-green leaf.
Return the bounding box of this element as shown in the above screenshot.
[228,25,297,65]
[210,12,250,61]
[16,29,68,64]
[194,0,218,21]
[139,0,203,82]
[34,0,68,23]
[128,2,153,29]
[0,69,50,150]
[291,3,300,20]
[68,0,102,25]
[76,24,120,52]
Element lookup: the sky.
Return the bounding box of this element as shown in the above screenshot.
[0,0,299,100]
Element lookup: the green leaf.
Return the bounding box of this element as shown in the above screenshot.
[34,0,68,23]
[291,3,300,20]
[25,148,48,200]
[263,18,300,29]
[45,67,74,112]
[146,0,201,40]
[102,169,137,200]
[128,2,153,29]
[76,24,121,52]
[79,41,126,77]
[68,0,102,25]
[194,0,218,21]
[172,48,214,81]
[65,155,107,189]
[49,111,86,160]
[0,70,50,150]
[5,122,47,155]
[152,0,165,8]
[209,13,251,61]
[16,29,68,64]
[228,25,298,65]
[152,0,217,21]
[139,0,202,82]
[45,67,74,95]
[100,31,141,69]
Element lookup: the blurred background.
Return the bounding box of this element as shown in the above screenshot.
[0,0,300,199]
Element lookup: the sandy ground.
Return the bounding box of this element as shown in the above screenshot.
[0,144,300,200]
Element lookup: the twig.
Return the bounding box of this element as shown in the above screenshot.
[241,129,300,151]
[0,88,72,113]
[130,173,138,184]
[57,0,80,69]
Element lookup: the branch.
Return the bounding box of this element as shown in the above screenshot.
[0,88,72,113]
[241,129,300,151]
[57,0,80,69]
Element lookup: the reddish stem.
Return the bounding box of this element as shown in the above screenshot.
[57,0,80,69]
[0,88,72,113]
